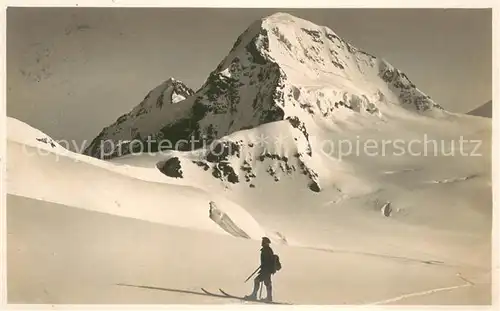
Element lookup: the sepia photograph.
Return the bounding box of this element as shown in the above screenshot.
[4,4,494,306]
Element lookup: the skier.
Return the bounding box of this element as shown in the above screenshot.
[245,237,275,302]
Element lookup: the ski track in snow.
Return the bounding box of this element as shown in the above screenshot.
[366,282,473,305]
[424,174,478,184]
[307,246,447,267]
[382,168,420,175]
[366,271,485,305]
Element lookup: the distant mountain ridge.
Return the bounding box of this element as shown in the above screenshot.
[468,100,492,118]
[85,77,194,158]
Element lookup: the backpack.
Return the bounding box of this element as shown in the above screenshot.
[273,254,282,273]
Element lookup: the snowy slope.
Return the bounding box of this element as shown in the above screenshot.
[6,117,265,239]
[7,117,491,304]
[468,100,492,118]
[8,195,491,304]
[111,110,491,269]
[84,12,444,160]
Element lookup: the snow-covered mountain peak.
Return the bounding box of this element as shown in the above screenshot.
[152,77,194,105]
[211,12,441,117]
[218,12,373,75]
[262,11,296,21]
[84,77,194,158]
[85,13,443,160]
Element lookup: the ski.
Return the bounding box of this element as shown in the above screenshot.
[218,289,242,299]
[200,288,251,304]
[218,288,291,305]
[200,287,290,305]
[201,288,225,297]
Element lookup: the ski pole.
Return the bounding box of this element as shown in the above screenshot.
[244,266,261,283]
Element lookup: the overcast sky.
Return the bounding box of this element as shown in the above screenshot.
[7,8,492,147]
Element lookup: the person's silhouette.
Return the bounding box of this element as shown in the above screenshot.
[245,237,275,302]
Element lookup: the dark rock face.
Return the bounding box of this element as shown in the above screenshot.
[158,157,183,178]
[192,160,210,171]
[90,33,286,160]
[287,116,312,156]
[36,137,56,148]
[378,62,442,112]
[212,161,239,184]
[206,141,242,163]
[153,132,321,192]
[204,141,244,184]
[308,181,321,193]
